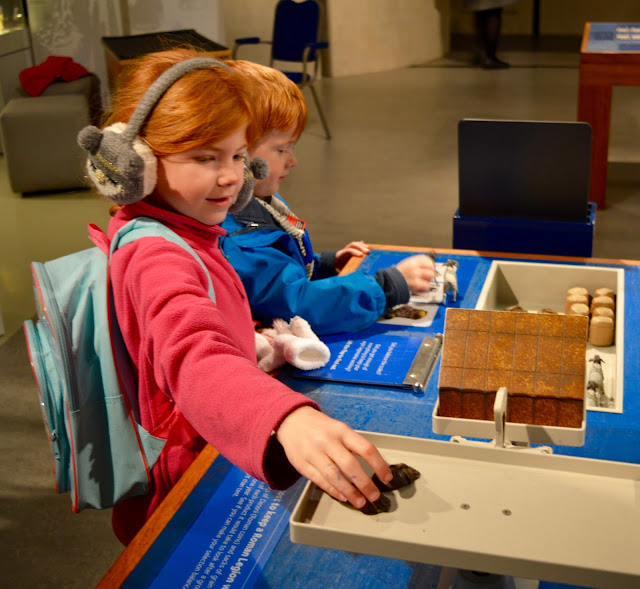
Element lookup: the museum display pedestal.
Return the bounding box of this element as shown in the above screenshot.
[452,202,596,257]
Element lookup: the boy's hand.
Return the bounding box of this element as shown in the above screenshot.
[396,254,436,294]
[276,406,392,509]
[335,241,370,272]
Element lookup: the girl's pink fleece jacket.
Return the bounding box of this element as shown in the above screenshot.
[108,201,318,544]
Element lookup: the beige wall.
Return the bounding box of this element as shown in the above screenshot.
[450,0,640,36]
[222,0,451,77]
[325,0,450,77]
[540,0,640,35]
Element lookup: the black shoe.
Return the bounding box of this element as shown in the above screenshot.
[482,56,510,69]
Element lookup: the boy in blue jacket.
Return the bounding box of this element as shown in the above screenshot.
[221,61,435,335]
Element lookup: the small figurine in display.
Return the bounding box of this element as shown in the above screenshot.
[443,260,459,302]
[586,355,611,408]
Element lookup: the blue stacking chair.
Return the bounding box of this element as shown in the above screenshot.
[232,0,331,139]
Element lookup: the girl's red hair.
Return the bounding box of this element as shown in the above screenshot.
[105,48,257,155]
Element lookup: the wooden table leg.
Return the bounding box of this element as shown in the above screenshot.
[578,82,612,210]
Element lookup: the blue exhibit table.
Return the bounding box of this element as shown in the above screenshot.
[98,246,640,589]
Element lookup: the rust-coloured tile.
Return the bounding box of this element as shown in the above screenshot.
[560,374,586,400]
[533,397,558,425]
[462,391,486,420]
[468,310,491,331]
[513,334,538,372]
[563,314,589,340]
[461,368,487,392]
[464,331,490,369]
[438,390,462,418]
[438,366,464,390]
[441,330,468,367]
[508,395,533,424]
[536,336,563,373]
[487,332,516,370]
[557,399,584,428]
[445,308,469,331]
[490,311,518,334]
[486,369,512,392]
[562,339,588,376]
[510,371,534,395]
[484,391,497,420]
[515,313,540,335]
[539,314,564,337]
[534,373,561,397]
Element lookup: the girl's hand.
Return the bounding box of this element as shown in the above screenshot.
[276,406,392,509]
[396,254,436,294]
[335,241,370,272]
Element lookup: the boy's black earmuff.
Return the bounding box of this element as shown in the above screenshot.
[77,57,268,210]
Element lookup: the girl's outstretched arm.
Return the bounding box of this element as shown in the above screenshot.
[275,406,393,508]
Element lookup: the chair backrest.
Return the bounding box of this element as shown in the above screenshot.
[271,0,322,63]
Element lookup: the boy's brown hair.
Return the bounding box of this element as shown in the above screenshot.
[228,60,308,142]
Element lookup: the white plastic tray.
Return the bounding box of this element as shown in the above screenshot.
[290,431,640,589]
[475,260,625,413]
[432,398,586,446]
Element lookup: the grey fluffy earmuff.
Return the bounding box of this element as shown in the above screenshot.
[77,57,268,211]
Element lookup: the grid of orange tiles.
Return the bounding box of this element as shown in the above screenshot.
[438,309,588,427]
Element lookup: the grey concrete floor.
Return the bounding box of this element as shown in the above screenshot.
[1,44,639,587]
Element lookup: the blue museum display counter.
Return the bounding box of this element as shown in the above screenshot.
[98,246,640,589]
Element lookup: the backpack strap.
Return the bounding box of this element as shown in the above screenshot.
[110,216,216,303]
[107,216,216,423]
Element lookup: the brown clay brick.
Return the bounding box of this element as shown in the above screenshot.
[534,373,561,397]
[536,336,563,373]
[461,368,487,391]
[462,391,485,420]
[533,397,558,425]
[445,308,469,331]
[488,332,516,370]
[490,311,518,334]
[510,371,535,394]
[441,330,467,367]
[486,369,512,392]
[559,374,585,400]
[562,340,588,375]
[515,312,540,335]
[513,334,538,372]
[563,314,589,340]
[508,395,533,423]
[468,310,491,331]
[465,331,490,369]
[539,314,564,337]
[438,390,462,417]
[557,399,584,428]
[438,366,464,390]
[484,391,497,420]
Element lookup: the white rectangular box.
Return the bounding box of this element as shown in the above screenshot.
[475,260,624,414]
[290,432,640,589]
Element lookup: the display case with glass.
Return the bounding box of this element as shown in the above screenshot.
[0,0,31,140]
[0,0,26,35]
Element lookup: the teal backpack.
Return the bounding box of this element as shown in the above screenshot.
[23,216,215,512]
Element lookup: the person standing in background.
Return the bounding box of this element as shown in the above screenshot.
[464,0,520,69]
